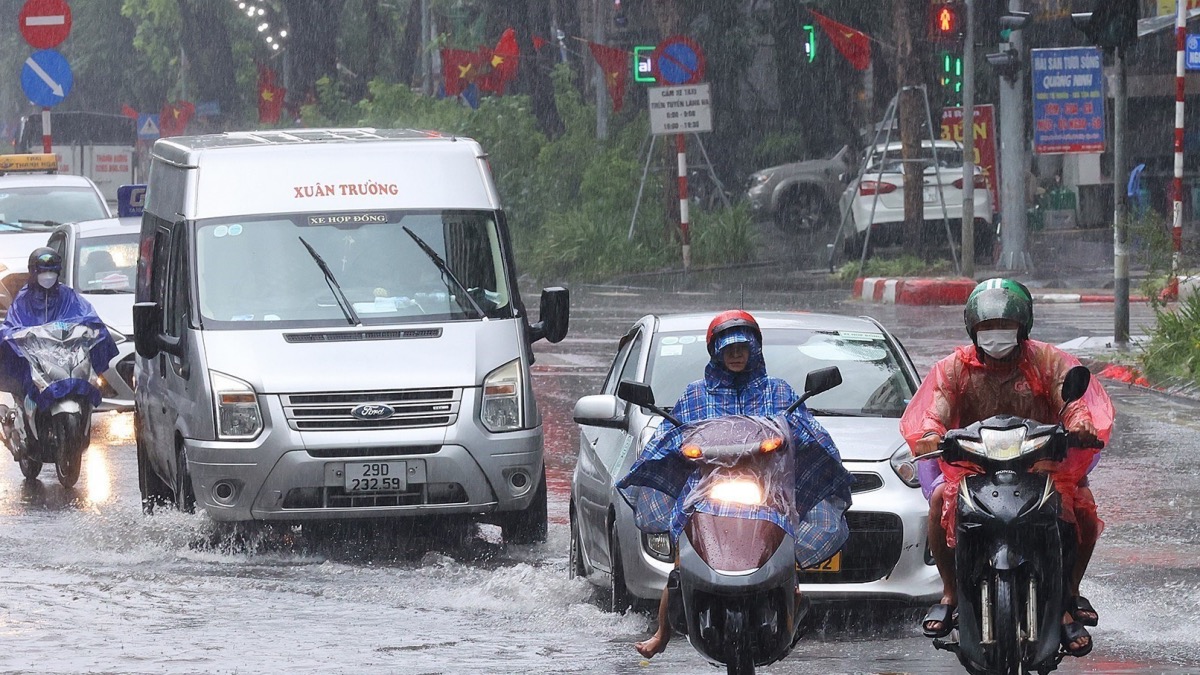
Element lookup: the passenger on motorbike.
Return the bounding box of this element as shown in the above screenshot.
[902,278,1114,657]
[0,248,118,412]
[617,310,853,659]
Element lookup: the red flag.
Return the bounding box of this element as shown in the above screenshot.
[159,100,195,137]
[441,48,487,96]
[478,28,520,95]
[532,35,547,52]
[809,10,871,71]
[120,104,138,120]
[587,42,628,112]
[257,68,286,124]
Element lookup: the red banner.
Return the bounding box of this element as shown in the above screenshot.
[941,105,1000,207]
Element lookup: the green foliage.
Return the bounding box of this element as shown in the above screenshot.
[1139,290,1200,387]
[833,255,953,282]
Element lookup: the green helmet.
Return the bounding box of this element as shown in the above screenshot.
[964,278,1034,341]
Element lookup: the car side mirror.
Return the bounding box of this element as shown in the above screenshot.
[617,380,655,407]
[1061,365,1091,404]
[528,286,569,344]
[573,394,627,429]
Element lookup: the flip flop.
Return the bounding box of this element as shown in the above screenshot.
[1061,619,1093,657]
[1067,595,1099,626]
[921,603,956,638]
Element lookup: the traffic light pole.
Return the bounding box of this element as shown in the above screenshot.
[961,0,976,278]
[998,0,1032,272]
[1114,49,1130,344]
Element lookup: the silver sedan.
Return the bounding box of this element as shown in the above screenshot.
[569,311,941,611]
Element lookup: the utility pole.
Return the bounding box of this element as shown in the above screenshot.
[420,0,430,96]
[998,0,1031,271]
[594,0,609,141]
[1113,48,1129,343]
[962,0,977,278]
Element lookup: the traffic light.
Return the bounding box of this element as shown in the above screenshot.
[986,10,1030,82]
[939,51,964,106]
[929,0,965,43]
[1072,0,1138,54]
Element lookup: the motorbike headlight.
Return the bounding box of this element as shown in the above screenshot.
[957,439,987,456]
[890,445,920,488]
[211,370,263,440]
[1021,435,1051,454]
[642,532,674,563]
[481,358,523,432]
[709,479,763,506]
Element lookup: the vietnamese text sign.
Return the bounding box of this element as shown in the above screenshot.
[1188,34,1200,71]
[648,83,712,135]
[1031,47,1105,154]
[940,104,1000,206]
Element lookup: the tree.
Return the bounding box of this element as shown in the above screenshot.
[177,0,240,118]
[894,0,936,256]
[282,0,347,109]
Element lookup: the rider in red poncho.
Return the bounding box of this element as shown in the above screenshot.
[901,278,1114,657]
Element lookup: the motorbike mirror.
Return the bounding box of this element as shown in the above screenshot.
[617,380,655,407]
[786,366,842,414]
[1061,365,1091,404]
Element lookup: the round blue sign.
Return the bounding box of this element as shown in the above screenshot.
[20,49,73,108]
[652,36,706,86]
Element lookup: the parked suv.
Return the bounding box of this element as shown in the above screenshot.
[746,145,853,233]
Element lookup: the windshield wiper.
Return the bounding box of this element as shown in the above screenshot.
[17,219,60,227]
[805,408,863,417]
[298,236,361,326]
[401,227,486,319]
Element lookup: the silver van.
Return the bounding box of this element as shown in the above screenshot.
[132,129,568,543]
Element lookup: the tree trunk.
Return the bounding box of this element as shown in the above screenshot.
[283,0,346,109]
[177,0,239,123]
[396,0,422,88]
[895,0,929,256]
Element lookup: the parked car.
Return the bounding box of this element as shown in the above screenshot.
[745,145,854,233]
[569,311,940,611]
[838,140,994,261]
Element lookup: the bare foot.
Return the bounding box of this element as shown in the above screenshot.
[635,630,669,658]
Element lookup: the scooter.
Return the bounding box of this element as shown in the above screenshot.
[1,321,102,488]
[618,366,843,675]
[922,365,1103,675]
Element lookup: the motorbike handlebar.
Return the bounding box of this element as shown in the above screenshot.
[1066,432,1105,450]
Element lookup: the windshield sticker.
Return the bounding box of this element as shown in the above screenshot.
[228,224,243,236]
[660,344,684,357]
[307,213,389,226]
[213,225,229,238]
[678,335,698,344]
[798,340,888,362]
[836,331,885,342]
[294,182,399,199]
[661,336,679,345]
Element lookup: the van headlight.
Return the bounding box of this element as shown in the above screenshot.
[481,359,523,432]
[890,444,920,488]
[211,370,263,440]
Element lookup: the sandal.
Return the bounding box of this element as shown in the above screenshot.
[1067,595,1099,626]
[1060,620,1093,657]
[921,603,956,638]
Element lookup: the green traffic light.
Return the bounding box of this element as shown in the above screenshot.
[1000,28,1012,40]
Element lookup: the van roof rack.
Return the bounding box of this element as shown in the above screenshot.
[0,153,58,175]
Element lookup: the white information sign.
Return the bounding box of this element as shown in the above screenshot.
[648,83,712,136]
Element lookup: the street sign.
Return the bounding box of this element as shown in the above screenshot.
[20,49,73,108]
[633,45,655,83]
[941,104,1000,206]
[648,84,712,135]
[137,113,160,140]
[1187,34,1200,72]
[19,0,72,50]
[117,184,146,218]
[1031,47,1105,154]
[651,35,706,86]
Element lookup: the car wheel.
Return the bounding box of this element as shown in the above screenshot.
[569,508,587,579]
[972,220,996,263]
[607,524,634,614]
[776,188,827,233]
[843,230,872,261]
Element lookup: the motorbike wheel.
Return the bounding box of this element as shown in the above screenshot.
[994,571,1025,675]
[18,455,42,481]
[723,607,756,675]
[606,525,633,614]
[53,414,84,489]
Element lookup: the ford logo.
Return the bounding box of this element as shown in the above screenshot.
[351,404,395,420]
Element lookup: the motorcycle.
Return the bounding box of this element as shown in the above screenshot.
[921,365,1103,675]
[1,321,103,488]
[617,365,843,675]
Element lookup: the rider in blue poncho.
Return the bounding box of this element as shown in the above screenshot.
[0,247,118,411]
[616,310,853,659]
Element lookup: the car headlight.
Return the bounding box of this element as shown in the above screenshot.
[211,370,263,440]
[481,358,523,432]
[709,479,763,506]
[747,173,770,189]
[890,445,920,488]
[643,532,673,563]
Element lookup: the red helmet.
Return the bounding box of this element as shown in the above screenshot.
[706,310,762,357]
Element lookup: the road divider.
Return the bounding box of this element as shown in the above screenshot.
[854,277,1152,306]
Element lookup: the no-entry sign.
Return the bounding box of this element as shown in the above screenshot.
[19,0,72,50]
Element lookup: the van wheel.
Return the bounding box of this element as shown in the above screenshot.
[175,445,196,514]
[137,429,171,514]
[500,468,547,545]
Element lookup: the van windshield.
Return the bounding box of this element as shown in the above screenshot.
[195,210,514,327]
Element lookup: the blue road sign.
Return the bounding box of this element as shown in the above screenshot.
[137,113,160,140]
[1187,34,1200,72]
[1031,47,1105,154]
[117,184,147,218]
[653,36,706,86]
[20,48,72,108]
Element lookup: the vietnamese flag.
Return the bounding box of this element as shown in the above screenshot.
[159,100,195,137]
[479,28,520,95]
[587,41,628,112]
[257,67,286,123]
[809,9,872,71]
[442,48,487,96]
[120,104,138,120]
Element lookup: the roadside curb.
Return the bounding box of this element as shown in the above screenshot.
[1035,293,1151,304]
[854,277,1152,305]
[1083,360,1200,403]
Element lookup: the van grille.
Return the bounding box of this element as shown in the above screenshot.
[282,388,461,431]
[283,328,442,343]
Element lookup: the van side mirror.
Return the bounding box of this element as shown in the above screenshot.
[133,301,183,359]
[1061,365,1091,404]
[528,286,569,344]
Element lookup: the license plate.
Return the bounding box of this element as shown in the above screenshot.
[344,461,406,492]
[923,187,939,202]
[803,551,842,573]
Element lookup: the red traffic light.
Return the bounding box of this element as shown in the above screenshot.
[929,0,964,42]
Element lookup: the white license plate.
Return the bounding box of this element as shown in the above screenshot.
[344,461,407,492]
[923,187,940,202]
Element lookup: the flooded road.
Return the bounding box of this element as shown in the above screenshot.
[0,284,1194,674]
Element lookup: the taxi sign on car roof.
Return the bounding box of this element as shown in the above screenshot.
[0,153,58,174]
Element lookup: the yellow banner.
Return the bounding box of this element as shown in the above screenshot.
[1159,0,1200,16]
[0,154,58,173]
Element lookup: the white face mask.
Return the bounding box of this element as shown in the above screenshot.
[976,328,1019,359]
[36,272,58,289]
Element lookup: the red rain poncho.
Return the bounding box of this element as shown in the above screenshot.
[901,340,1115,547]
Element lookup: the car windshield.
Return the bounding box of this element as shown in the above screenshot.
[194,209,513,328]
[75,234,137,294]
[865,146,963,174]
[647,327,915,417]
[0,186,108,226]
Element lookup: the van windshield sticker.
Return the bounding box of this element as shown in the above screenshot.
[213,225,229,238]
[307,213,389,226]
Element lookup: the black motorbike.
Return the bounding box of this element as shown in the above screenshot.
[1,321,101,488]
[619,366,842,675]
[923,365,1103,675]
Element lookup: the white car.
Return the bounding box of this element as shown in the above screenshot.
[46,217,139,412]
[839,140,994,261]
[569,311,940,610]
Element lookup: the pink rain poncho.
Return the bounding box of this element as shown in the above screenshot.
[901,340,1115,547]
